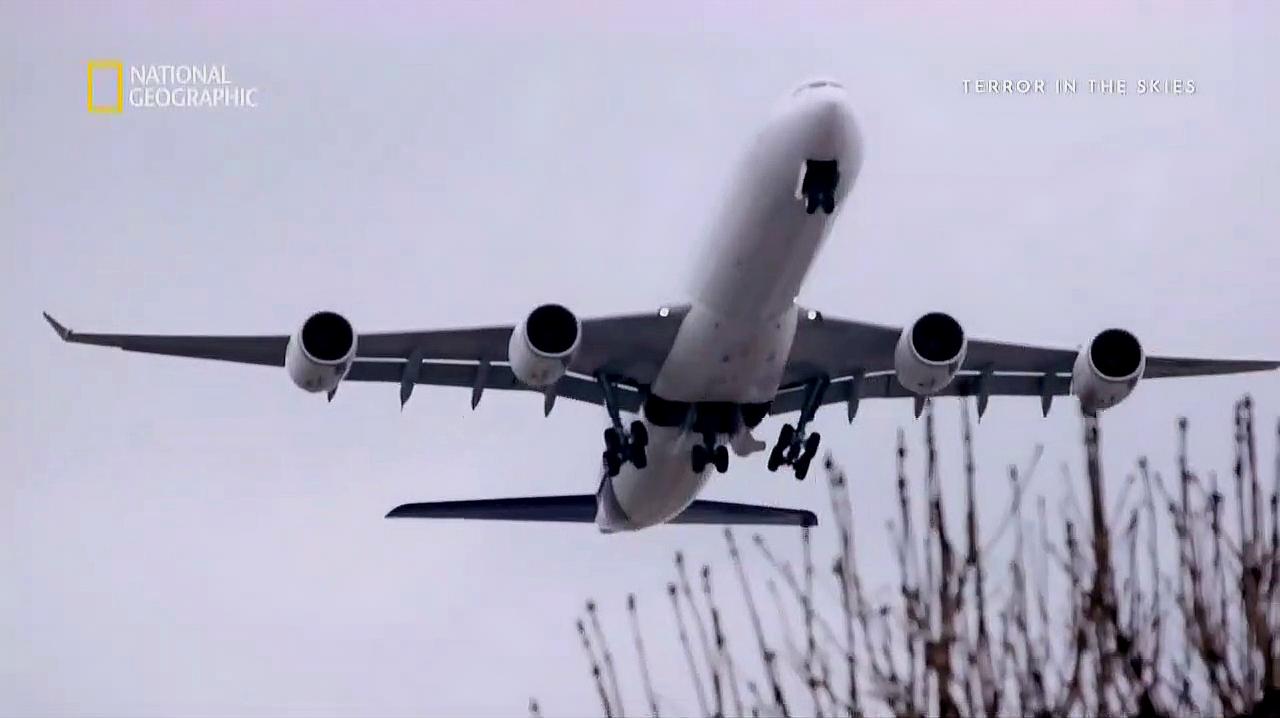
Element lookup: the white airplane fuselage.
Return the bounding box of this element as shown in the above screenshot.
[597,81,863,532]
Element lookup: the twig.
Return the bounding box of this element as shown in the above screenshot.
[753,536,847,655]
[727,528,791,718]
[702,565,745,718]
[802,526,824,718]
[677,552,723,717]
[588,600,625,717]
[628,594,661,718]
[668,582,710,716]
[579,616,615,718]
[823,454,864,718]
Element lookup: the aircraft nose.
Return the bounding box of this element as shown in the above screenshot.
[811,92,850,132]
[797,85,859,160]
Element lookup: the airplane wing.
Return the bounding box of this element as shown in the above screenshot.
[42,307,690,413]
[43,305,1277,419]
[775,310,1279,418]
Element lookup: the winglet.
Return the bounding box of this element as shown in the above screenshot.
[42,312,72,341]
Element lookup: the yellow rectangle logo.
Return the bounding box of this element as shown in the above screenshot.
[87,60,124,113]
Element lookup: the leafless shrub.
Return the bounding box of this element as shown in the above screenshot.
[544,395,1278,717]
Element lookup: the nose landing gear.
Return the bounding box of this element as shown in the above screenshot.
[800,159,840,215]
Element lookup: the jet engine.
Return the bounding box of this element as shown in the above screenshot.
[894,312,968,395]
[508,303,581,388]
[285,311,357,393]
[1072,328,1145,414]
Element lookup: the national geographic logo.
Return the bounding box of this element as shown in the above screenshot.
[87,60,261,113]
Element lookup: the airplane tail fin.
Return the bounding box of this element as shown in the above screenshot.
[385,495,816,528]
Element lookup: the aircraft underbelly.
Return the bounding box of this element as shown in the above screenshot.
[651,302,798,404]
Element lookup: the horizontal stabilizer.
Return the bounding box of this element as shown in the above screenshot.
[670,499,816,527]
[387,495,596,523]
[386,495,816,527]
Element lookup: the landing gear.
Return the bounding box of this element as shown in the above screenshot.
[767,377,829,480]
[714,445,729,473]
[691,433,730,474]
[601,418,648,473]
[602,446,622,478]
[800,159,840,216]
[796,433,821,480]
[631,421,649,455]
[768,424,821,479]
[598,373,649,478]
[805,194,836,215]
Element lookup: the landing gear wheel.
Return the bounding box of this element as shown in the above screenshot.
[603,450,622,478]
[768,380,828,475]
[604,428,622,452]
[691,444,709,473]
[804,432,821,458]
[794,455,812,481]
[774,422,806,468]
[631,444,648,470]
[767,445,784,472]
[713,445,730,473]
[630,421,648,449]
[801,159,839,216]
[778,423,796,448]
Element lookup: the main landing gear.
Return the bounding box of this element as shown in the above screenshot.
[767,424,821,480]
[801,159,839,215]
[691,433,730,474]
[685,403,748,475]
[599,373,647,478]
[767,377,829,480]
[603,421,648,478]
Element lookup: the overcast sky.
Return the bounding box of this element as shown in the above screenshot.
[3,2,1279,716]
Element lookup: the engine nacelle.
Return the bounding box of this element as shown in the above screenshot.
[894,312,968,395]
[508,303,581,388]
[1072,328,1145,414]
[285,311,357,393]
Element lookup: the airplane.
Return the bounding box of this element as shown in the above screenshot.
[45,78,1278,533]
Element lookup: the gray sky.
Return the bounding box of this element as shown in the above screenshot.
[3,2,1279,716]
